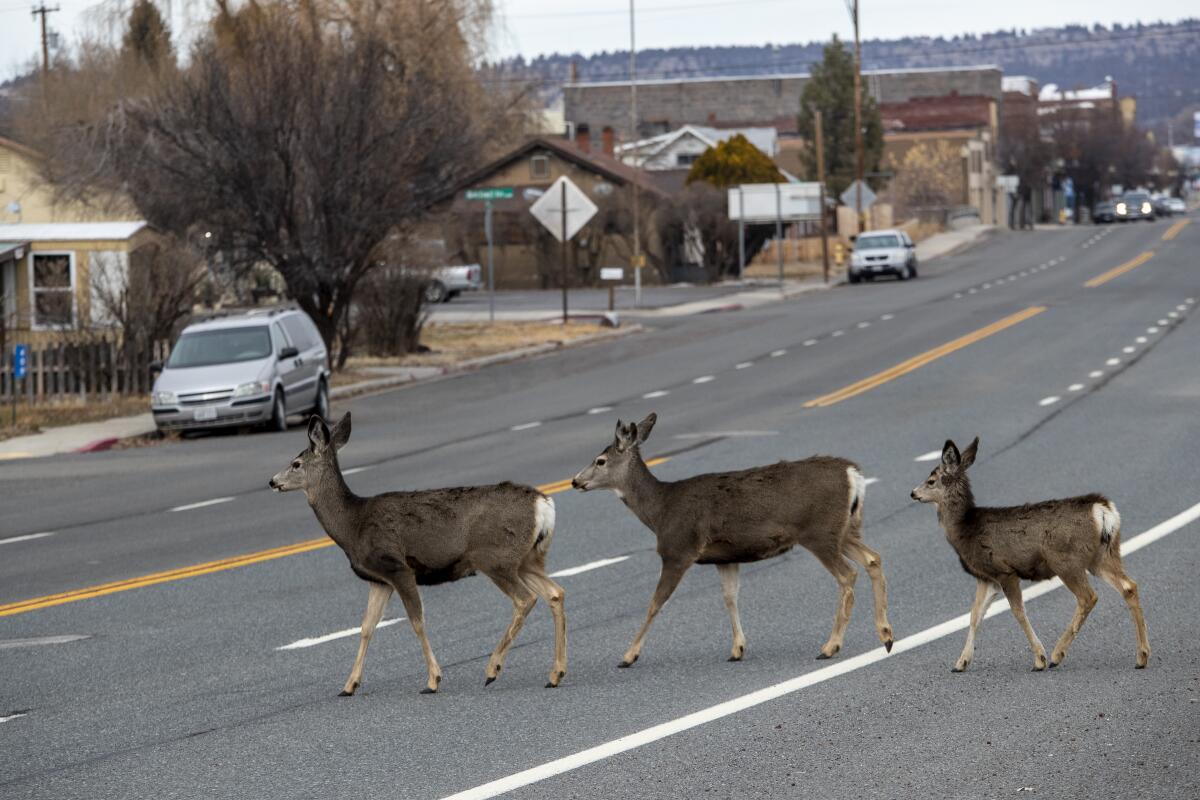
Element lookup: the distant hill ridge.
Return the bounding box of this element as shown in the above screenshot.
[506,19,1200,126]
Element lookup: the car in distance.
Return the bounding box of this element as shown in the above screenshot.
[848,229,918,283]
[1115,192,1155,222]
[1092,200,1116,224]
[1165,197,1186,215]
[425,264,483,303]
[151,307,330,434]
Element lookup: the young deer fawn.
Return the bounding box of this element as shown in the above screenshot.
[573,413,894,667]
[912,437,1150,672]
[270,413,567,694]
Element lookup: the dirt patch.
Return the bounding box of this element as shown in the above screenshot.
[0,396,150,442]
[344,320,604,371]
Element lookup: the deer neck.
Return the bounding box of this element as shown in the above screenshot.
[936,478,976,547]
[616,452,669,533]
[306,459,363,548]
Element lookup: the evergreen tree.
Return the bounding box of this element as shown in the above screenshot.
[685,134,783,188]
[122,0,174,73]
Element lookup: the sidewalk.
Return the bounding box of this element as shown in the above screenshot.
[915,223,995,261]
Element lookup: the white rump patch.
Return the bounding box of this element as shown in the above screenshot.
[1093,501,1120,541]
[847,467,867,517]
[534,495,557,553]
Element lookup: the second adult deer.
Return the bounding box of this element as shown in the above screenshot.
[270,413,567,694]
[911,437,1150,671]
[572,413,894,666]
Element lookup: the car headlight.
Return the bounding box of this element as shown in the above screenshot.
[234,380,272,398]
[1141,202,1151,214]
[1116,203,1127,214]
[152,390,177,406]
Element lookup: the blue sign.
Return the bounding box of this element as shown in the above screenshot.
[13,344,27,380]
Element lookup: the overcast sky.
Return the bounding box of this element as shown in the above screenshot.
[0,0,1192,81]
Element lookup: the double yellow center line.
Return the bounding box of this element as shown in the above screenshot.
[1162,219,1190,242]
[0,457,670,618]
[804,306,1047,408]
[1083,251,1154,288]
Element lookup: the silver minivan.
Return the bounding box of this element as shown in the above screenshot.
[151,307,330,433]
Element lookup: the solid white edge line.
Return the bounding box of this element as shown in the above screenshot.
[863,477,879,486]
[0,531,55,545]
[169,497,235,513]
[342,466,370,476]
[278,617,407,650]
[914,450,942,462]
[549,556,631,578]
[0,713,28,723]
[438,501,1200,800]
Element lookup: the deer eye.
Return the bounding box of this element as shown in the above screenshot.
[595,457,607,466]
[292,461,302,469]
[926,477,935,485]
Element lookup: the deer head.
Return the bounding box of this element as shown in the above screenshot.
[572,412,657,493]
[269,412,352,495]
[911,436,978,505]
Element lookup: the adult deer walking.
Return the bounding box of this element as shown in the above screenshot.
[270,413,567,694]
[572,413,894,666]
[911,437,1150,672]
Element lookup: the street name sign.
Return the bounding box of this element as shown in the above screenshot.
[839,180,876,210]
[465,187,514,201]
[529,176,598,242]
[599,267,624,281]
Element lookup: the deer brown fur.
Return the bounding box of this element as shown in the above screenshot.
[911,437,1150,672]
[572,413,894,667]
[270,413,567,695]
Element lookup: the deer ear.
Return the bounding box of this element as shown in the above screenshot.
[960,436,979,469]
[941,439,961,469]
[614,419,636,450]
[636,412,657,444]
[330,412,352,450]
[308,415,331,450]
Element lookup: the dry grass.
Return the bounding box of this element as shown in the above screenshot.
[742,261,837,280]
[345,320,603,371]
[0,395,149,441]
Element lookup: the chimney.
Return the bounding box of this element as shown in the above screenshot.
[601,126,615,156]
[569,60,578,84]
[576,123,591,153]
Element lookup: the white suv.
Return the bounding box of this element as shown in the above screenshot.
[151,307,330,433]
[848,230,918,283]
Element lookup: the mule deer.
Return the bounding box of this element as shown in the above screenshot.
[269,413,567,694]
[911,437,1150,672]
[572,413,894,666]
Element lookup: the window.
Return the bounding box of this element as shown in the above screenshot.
[530,155,550,179]
[31,253,75,328]
[281,315,315,351]
[676,153,700,167]
[166,327,273,368]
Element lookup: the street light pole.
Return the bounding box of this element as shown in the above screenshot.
[850,0,864,233]
[629,0,642,308]
[815,109,830,284]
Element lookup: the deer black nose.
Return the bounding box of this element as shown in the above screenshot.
[571,478,581,489]
[269,478,278,489]
[910,490,918,500]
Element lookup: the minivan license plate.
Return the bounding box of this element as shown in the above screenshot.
[194,406,218,421]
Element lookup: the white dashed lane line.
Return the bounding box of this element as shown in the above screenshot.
[643,390,670,399]
[880,314,894,321]
[169,497,235,513]
[770,349,787,357]
[863,477,879,486]
[0,532,55,546]
[692,376,715,384]
[803,339,817,347]
[510,422,542,431]
[735,362,753,370]
[857,322,870,329]
[1068,384,1085,392]
[1089,370,1104,378]
[587,406,613,414]
[914,450,942,462]
[1106,358,1121,366]
[1038,396,1060,407]
[342,466,371,476]
[831,330,844,337]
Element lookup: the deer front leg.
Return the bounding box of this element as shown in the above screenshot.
[999,576,1047,671]
[1049,572,1098,668]
[392,571,443,693]
[621,559,690,668]
[716,564,747,661]
[340,581,393,696]
[953,578,998,673]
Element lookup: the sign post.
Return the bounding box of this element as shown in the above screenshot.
[13,343,27,427]
[599,267,624,312]
[528,176,598,324]
[464,187,514,324]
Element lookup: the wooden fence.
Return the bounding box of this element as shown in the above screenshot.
[1,338,170,402]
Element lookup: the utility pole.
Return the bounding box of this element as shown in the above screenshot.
[31,3,59,74]
[629,0,642,307]
[814,109,830,284]
[560,179,569,324]
[849,0,864,233]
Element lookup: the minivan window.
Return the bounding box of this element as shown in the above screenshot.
[281,316,314,351]
[166,327,273,369]
[856,235,901,249]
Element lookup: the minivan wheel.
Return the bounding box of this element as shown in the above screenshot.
[425,280,447,304]
[268,389,288,433]
[313,379,330,422]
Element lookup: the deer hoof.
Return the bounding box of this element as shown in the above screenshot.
[338,690,354,697]
[618,655,638,668]
[884,638,894,653]
[420,687,438,694]
[484,676,496,687]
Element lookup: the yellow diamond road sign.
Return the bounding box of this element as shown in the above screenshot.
[529,176,598,243]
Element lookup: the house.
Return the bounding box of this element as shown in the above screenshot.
[615,125,779,171]
[0,136,136,225]
[434,136,672,289]
[0,222,157,345]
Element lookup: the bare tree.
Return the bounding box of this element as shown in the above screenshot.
[885,141,965,220]
[90,237,203,346]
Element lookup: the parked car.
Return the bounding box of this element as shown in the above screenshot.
[1152,195,1175,217]
[151,307,330,434]
[425,264,483,303]
[847,230,918,283]
[1092,200,1116,224]
[1115,192,1155,222]
[1165,197,1186,215]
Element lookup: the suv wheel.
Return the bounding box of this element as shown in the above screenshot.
[268,389,288,433]
[425,280,447,304]
[313,379,330,421]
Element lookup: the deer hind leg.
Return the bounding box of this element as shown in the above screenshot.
[1049,571,1098,668]
[391,571,443,694]
[1094,556,1150,668]
[482,569,537,687]
[340,581,393,697]
[621,559,690,668]
[716,564,747,661]
[953,578,999,673]
[814,550,857,660]
[998,576,1047,671]
[842,538,894,652]
[520,568,568,688]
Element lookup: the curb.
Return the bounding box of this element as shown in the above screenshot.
[75,437,119,453]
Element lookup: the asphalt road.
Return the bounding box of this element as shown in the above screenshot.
[1,216,1197,799]
[427,282,748,320]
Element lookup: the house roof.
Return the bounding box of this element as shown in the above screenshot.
[0,221,148,241]
[564,64,1002,89]
[0,240,30,261]
[616,125,779,161]
[0,135,41,163]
